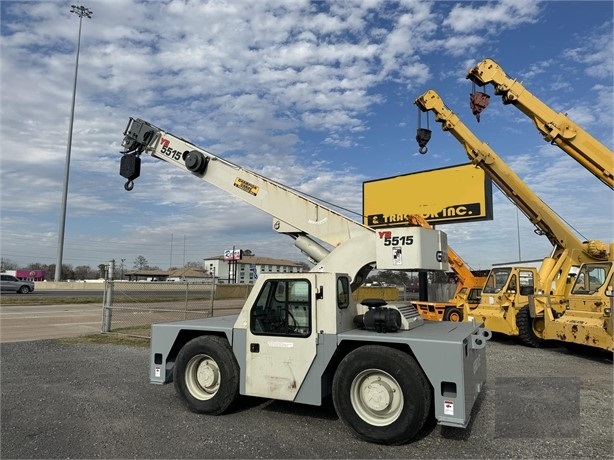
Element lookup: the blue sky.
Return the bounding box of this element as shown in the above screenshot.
[1,0,612,273]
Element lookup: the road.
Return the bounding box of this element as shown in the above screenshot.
[0,303,103,342]
[0,299,245,343]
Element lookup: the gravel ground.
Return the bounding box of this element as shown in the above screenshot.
[1,336,612,459]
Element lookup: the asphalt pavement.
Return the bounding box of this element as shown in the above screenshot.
[1,337,612,459]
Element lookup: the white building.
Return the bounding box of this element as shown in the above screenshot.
[203,255,305,284]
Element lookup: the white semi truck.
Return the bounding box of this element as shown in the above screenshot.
[119,117,491,445]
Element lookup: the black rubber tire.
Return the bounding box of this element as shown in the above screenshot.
[332,345,431,445]
[18,285,30,294]
[516,306,544,348]
[173,335,239,415]
[443,307,463,322]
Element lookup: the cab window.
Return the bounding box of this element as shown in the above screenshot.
[467,288,482,304]
[483,268,511,294]
[571,263,612,295]
[250,279,311,337]
[518,270,535,296]
[337,276,350,309]
[507,275,517,293]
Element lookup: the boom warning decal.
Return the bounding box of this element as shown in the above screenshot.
[234,177,259,196]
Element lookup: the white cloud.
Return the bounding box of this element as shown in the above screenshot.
[0,0,611,277]
[444,0,542,34]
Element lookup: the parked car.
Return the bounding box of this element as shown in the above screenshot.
[0,274,35,294]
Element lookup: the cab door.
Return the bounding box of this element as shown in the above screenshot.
[244,277,318,401]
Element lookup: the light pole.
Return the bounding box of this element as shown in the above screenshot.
[54,5,93,281]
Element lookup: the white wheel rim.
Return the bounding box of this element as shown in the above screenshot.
[350,369,404,426]
[185,353,221,400]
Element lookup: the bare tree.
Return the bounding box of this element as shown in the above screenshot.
[74,265,98,280]
[0,258,18,271]
[185,261,204,268]
[133,255,149,269]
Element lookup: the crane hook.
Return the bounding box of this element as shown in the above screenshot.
[416,106,431,154]
[470,81,490,122]
[416,128,431,154]
[124,180,134,191]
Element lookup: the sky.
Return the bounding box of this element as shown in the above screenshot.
[1,0,613,275]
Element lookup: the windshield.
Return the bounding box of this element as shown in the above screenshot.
[482,268,511,294]
[571,263,612,295]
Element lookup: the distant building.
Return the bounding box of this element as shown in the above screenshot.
[167,267,209,282]
[203,255,304,284]
[123,255,304,284]
[123,269,169,281]
[123,267,210,282]
[5,270,46,281]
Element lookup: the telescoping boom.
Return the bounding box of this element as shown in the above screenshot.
[119,117,449,287]
[466,57,614,189]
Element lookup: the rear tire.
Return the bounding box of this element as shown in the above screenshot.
[516,306,544,348]
[332,345,431,445]
[443,307,463,322]
[173,335,239,415]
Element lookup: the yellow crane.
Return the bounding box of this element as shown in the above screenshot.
[414,89,612,351]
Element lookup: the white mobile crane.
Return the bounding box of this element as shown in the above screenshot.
[118,117,491,445]
[414,90,613,352]
[466,57,614,190]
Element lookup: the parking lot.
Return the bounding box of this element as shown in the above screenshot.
[1,335,612,459]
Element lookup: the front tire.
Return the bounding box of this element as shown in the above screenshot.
[173,335,239,415]
[516,306,544,348]
[332,345,431,445]
[18,285,31,294]
[443,307,463,322]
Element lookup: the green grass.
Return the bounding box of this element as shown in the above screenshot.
[59,333,150,347]
[0,296,102,305]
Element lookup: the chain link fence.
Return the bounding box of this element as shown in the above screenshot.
[100,278,457,339]
[101,280,246,338]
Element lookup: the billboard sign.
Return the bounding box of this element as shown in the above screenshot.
[223,249,243,261]
[14,270,45,281]
[363,163,492,227]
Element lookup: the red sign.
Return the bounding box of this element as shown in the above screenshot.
[223,249,242,261]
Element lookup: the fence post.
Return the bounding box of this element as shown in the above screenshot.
[184,280,189,320]
[102,259,115,333]
[209,267,215,317]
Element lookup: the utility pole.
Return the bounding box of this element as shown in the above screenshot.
[54,5,93,281]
